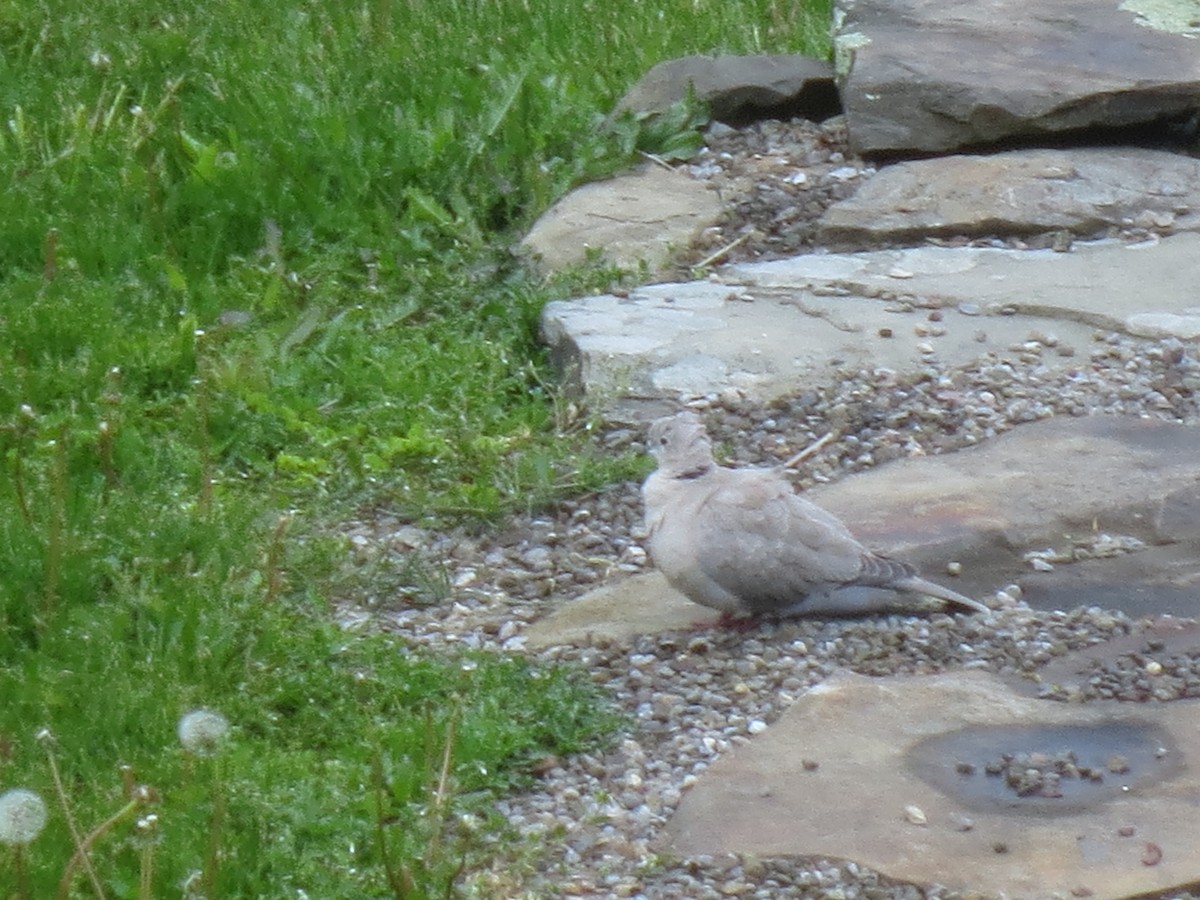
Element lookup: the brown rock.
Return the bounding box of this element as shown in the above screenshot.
[520,163,723,277]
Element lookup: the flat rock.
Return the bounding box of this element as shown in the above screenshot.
[665,670,1200,899]
[540,234,1200,408]
[527,417,1200,649]
[612,54,839,124]
[520,163,723,277]
[811,417,1200,592]
[524,572,709,649]
[833,0,1200,155]
[818,148,1200,243]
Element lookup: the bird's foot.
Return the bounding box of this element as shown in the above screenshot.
[708,610,763,632]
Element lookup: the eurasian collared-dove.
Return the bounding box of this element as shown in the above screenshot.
[642,411,988,622]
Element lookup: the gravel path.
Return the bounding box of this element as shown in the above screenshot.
[337,121,1200,898]
[337,330,1200,898]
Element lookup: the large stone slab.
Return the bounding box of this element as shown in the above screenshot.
[611,54,839,124]
[833,0,1200,155]
[527,417,1200,648]
[818,148,1200,244]
[541,234,1200,407]
[811,416,1200,588]
[727,232,1200,342]
[520,163,723,277]
[665,670,1200,899]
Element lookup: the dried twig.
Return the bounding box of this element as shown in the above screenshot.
[781,431,835,471]
[694,231,751,270]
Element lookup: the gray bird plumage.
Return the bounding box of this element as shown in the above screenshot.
[642,411,988,621]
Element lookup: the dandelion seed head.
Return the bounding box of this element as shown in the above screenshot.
[178,709,230,755]
[0,788,48,846]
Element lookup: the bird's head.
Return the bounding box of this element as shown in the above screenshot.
[646,411,715,478]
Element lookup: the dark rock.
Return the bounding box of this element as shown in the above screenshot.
[834,0,1200,155]
[613,54,839,125]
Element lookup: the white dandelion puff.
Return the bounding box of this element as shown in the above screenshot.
[177,709,230,756]
[0,788,48,845]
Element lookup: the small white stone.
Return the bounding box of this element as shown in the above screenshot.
[747,720,768,735]
[902,804,927,826]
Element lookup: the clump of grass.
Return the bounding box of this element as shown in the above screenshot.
[1,0,830,893]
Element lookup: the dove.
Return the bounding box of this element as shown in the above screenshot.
[642,411,988,624]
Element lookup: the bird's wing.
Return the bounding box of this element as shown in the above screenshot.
[690,468,867,613]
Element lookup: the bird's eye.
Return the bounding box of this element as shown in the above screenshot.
[658,436,669,445]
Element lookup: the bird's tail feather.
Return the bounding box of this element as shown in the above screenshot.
[891,575,990,614]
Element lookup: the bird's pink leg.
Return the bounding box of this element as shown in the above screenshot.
[711,610,762,632]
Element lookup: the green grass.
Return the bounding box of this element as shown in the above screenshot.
[1,0,831,895]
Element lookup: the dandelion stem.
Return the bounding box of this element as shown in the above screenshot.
[202,754,225,900]
[42,738,107,899]
[55,799,141,900]
[139,835,155,900]
[43,429,69,625]
[12,846,28,900]
[196,370,213,516]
